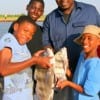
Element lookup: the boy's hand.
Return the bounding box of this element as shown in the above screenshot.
[56,80,69,89]
[66,68,72,79]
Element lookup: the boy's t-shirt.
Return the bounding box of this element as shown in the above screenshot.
[73,52,100,100]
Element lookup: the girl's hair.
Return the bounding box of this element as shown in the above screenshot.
[28,0,44,8]
[16,15,36,25]
[8,15,37,34]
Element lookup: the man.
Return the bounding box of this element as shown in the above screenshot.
[42,0,100,100]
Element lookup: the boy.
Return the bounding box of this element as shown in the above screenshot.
[26,0,44,55]
[0,15,51,100]
[56,25,100,100]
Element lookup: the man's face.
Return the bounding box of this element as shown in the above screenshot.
[56,0,74,11]
[27,1,44,21]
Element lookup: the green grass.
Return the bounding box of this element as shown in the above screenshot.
[0,14,46,22]
[0,14,21,22]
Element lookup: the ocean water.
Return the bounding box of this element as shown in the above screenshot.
[0,21,43,37]
[0,22,12,37]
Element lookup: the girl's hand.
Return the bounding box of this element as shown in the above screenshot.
[35,56,52,68]
[34,50,45,57]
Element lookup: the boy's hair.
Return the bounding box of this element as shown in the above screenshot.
[28,0,44,8]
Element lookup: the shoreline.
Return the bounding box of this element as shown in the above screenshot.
[0,15,45,22]
[0,19,43,22]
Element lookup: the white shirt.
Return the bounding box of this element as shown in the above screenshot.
[0,33,33,100]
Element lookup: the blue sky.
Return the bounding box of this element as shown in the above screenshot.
[0,0,100,15]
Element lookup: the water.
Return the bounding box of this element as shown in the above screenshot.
[0,21,43,37]
[0,22,12,37]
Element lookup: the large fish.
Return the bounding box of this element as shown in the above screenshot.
[34,47,69,100]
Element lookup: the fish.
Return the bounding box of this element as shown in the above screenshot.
[34,47,69,100]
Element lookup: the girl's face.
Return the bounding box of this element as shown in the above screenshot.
[27,1,44,21]
[81,33,100,56]
[14,21,36,45]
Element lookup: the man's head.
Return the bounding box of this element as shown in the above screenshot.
[13,15,37,45]
[56,0,74,14]
[26,0,44,21]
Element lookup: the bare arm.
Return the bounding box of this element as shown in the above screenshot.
[66,67,73,80]
[68,81,83,93]
[56,80,83,93]
[0,48,51,76]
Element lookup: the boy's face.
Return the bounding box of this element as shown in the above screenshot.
[14,21,36,45]
[81,33,100,54]
[27,1,44,21]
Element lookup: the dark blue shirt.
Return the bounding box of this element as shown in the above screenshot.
[42,1,100,71]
